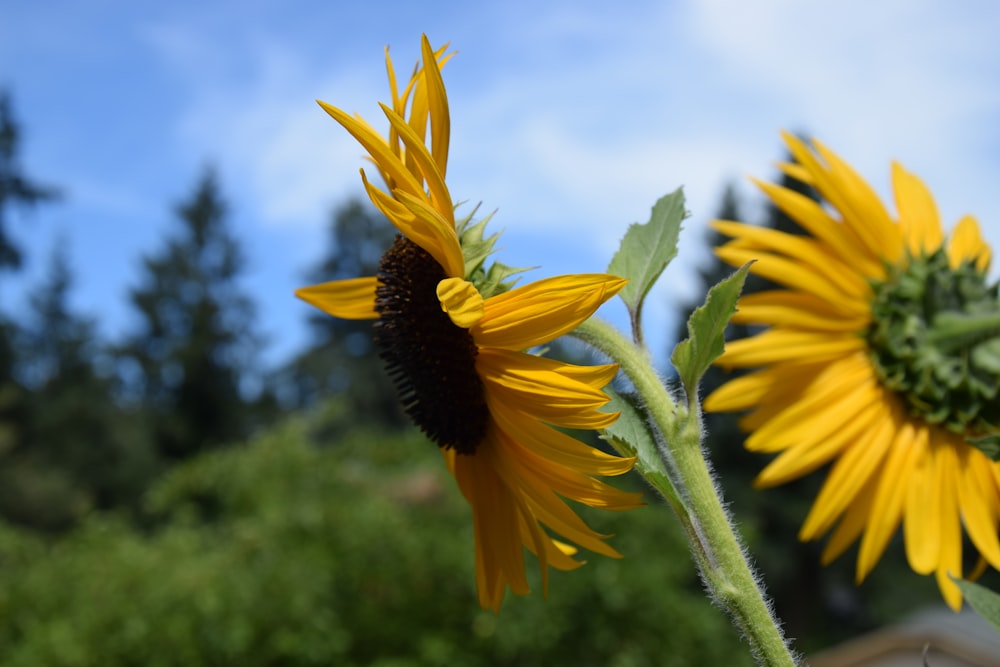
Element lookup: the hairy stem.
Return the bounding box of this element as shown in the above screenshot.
[574,318,798,667]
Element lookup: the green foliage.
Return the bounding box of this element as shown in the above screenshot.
[0,244,157,529]
[602,391,678,509]
[608,189,686,342]
[457,208,528,298]
[953,579,1000,634]
[968,433,1000,461]
[0,404,755,666]
[671,263,751,406]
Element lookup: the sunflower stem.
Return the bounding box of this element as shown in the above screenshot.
[574,318,797,667]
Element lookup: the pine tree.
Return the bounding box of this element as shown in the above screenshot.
[0,91,59,273]
[0,244,156,528]
[0,90,59,502]
[122,167,259,459]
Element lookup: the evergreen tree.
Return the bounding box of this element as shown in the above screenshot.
[0,244,156,529]
[0,90,59,510]
[279,198,406,430]
[0,91,59,273]
[122,167,259,459]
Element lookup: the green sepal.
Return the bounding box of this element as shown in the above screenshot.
[671,263,752,406]
[951,577,1000,634]
[456,206,530,299]
[607,189,687,342]
[968,434,1000,461]
[867,250,1000,434]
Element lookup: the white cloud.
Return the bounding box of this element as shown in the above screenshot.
[152,0,1000,269]
[685,0,1000,238]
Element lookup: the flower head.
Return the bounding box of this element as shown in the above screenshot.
[705,132,1000,610]
[296,36,642,611]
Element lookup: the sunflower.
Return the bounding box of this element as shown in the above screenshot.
[296,36,643,611]
[704,132,1000,610]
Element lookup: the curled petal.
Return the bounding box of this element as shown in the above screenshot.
[317,100,423,199]
[437,277,484,328]
[473,274,627,349]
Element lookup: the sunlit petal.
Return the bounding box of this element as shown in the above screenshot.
[295,277,379,320]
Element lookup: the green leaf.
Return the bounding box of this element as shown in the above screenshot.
[952,578,1000,634]
[671,263,752,403]
[968,434,1000,461]
[602,390,680,508]
[607,189,687,339]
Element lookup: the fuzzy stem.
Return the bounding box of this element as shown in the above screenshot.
[575,317,797,667]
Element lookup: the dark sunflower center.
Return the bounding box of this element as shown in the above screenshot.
[865,248,1000,436]
[374,236,489,454]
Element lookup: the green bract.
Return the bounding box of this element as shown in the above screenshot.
[456,207,528,299]
[866,248,1000,442]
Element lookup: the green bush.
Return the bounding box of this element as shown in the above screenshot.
[0,403,753,666]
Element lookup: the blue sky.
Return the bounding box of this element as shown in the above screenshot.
[3,0,1000,367]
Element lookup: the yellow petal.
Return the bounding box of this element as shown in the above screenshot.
[745,354,876,453]
[294,277,379,320]
[857,420,923,581]
[750,178,885,280]
[378,102,454,224]
[904,435,943,574]
[718,329,865,369]
[473,274,627,350]
[704,363,816,414]
[453,449,529,611]
[799,405,895,540]
[733,290,870,332]
[753,397,882,487]
[491,426,643,511]
[821,473,878,565]
[489,398,635,477]
[947,214,992,272]
[936,565,964,612]
[420,35,451,177]
[934,476,965,613]
[518,514,583,573]
[716,244,869,315]
[436,277,484,328]
[477,348,617,429]
[892,162,943,257]
[360,171,465,278]
[318,100,424,199]
[712,222,871,300]
[959,446,1000,568]
[785,133,902,265]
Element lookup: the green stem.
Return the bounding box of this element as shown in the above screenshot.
[575,318,797,667]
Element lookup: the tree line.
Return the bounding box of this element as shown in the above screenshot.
[0,91,405,531]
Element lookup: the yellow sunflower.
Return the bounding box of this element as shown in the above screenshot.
[296,36,643,611]
[705,132,1000,610]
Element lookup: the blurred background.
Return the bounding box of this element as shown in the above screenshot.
[1,1,999,664]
